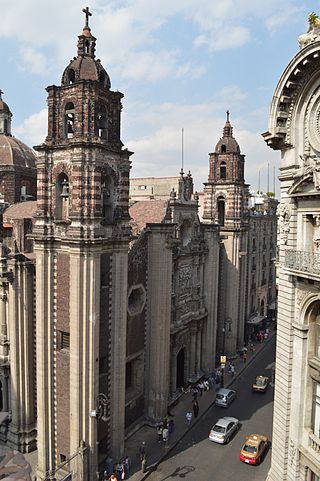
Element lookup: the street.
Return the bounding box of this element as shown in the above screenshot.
[146,338,275,481]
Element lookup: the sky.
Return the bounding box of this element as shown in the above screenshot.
[0,0,317,194]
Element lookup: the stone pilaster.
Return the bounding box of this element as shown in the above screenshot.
[109,245,128,460]
[146,226,173,421]
[35,247,56,481]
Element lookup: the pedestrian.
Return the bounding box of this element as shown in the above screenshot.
[110,474,117,481]
[162,426,169,444]
[230,364,235,376]
[243,351,247,362]
[116,461,124,481]
[139,441,146,462]
[157,424,163,442]
[186,410,193,426]
[259,331,264,343]
[192,386,198,400]
[168,418,174,434]
[249,342,255,353]
[193,400,199,418]
[123,455,130,479]
[264,331,269,342]
[198,381,204,396]
[203,379,209,391]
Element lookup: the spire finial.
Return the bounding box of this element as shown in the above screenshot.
[0,90,3,100]
[82,6,92,28]
[226,110,230,122]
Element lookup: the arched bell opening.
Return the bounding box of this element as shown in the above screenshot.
[101,175,114,223]
[260,299,265,316]
[220,161,227,179]
[97,106,108,140]
[55,173,70,221]
[68,69,75,84]
[64,102,75,139]
[176,349,185,389]
[217,196,225,226]
[84,40,90,55]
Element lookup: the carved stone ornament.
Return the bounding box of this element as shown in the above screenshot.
[277,202,291,245]
[179,265,192,291]
[184,175,193,201]
[289,439,296,466]
[298,12,320,49]
[313,214,320,252]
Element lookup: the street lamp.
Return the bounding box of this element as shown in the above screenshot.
[89,393,110,423]
[221,318,232,388]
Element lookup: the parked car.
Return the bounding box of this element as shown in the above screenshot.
[209,416,240,444]
[239,434,269,465]
[215,388,236,407]
[252,375,269,393]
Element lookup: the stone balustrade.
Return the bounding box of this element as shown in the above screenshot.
[284,250,320,275]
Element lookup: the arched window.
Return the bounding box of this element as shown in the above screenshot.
[85,40,90,54]
[68,69,75,84]
[99,72,106,87]
[56,173,70,220]
[64,102,75,139]
[180,220,192,246]
[97,106,108,140]
[220,161,227,180]
[221,144,226,153]
[101,175,114,222]
[217,196,225,226]
[3,119,7,134]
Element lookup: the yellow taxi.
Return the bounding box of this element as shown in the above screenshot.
[252,375,269,393]
[239,434,268,465]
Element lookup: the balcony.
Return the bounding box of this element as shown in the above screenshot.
[308,430,320,454]
[284,250,320,278]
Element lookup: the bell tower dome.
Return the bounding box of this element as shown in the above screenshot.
[0,90,12,136]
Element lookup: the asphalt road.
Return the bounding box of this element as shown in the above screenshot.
[147,338,275,481]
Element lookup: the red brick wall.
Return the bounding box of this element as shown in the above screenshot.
[56,253,70,460]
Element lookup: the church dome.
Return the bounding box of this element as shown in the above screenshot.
[215,116,240,154]
[0,99,11,115]
[0,135,36,168]
[61,20,111,88]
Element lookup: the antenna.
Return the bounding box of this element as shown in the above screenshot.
[258,170,261,193]
[273,166,276,196]
[267,163,270,193]
[181,128,184,172]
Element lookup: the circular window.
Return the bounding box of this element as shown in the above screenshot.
[128,285,146,316]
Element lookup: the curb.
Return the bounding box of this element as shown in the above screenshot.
[139,332,276,480]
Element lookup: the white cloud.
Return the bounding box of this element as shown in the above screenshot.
[19,46,48,75]
[14,109,48,146]
[194,26,251,51]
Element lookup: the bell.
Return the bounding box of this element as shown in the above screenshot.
[60,179,69,198]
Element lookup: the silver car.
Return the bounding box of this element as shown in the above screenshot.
[215,388,236,407]
[209,416,240,444]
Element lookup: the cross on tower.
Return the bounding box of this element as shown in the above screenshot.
[0,90,3,100]
[82,7,92,28]
[226,110,230,122]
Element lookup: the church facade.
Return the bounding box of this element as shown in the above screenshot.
[0,10,277,481]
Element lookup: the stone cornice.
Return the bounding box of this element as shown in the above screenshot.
[263,41,320,151]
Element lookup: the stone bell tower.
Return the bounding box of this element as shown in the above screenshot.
[34,9,132,481]
[203,113,249,355]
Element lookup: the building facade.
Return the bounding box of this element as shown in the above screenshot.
[263,14,320,481]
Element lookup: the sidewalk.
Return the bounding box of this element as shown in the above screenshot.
[124,326,275,481]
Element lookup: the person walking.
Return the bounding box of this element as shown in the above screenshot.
[157,424,163,442]
[168,418,174,434]
[139,441,146,462]
[186,410,193,426]
[193,400,199,418]
[123,455,130,479]
[243,351,247,363]
[230,363,235,377]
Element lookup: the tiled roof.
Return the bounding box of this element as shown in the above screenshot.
[3,201,37,222]
[0,135,37,168]
[129,200,168,235]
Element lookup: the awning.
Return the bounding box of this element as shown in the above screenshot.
[247,315,265,325]
[0,412,9,424]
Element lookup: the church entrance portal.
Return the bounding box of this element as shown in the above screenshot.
[176,349,185,388]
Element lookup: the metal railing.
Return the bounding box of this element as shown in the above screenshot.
[284,250,320,275]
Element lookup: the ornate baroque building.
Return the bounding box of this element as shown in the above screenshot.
[263,14,320,481]
[0,9,277,481]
